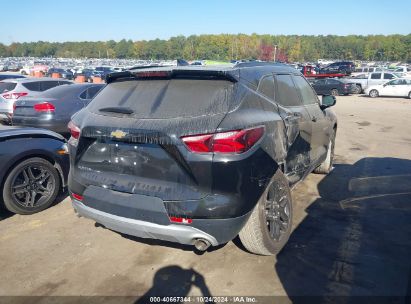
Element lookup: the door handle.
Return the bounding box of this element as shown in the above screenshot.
[311,116,317,122]
[284,112,302,119]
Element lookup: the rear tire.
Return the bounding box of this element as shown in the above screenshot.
[239,169,292,255]
[2,157,60,215]
[408,91,411,99]
[354,85,362,94]
[314,130,335,174]
[369,89,379,98]
[331,89,339,96]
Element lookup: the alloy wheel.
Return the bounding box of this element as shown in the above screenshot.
[10,165,56,208]
[264,182,291,241]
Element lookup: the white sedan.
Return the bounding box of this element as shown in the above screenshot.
[365,78,411,99]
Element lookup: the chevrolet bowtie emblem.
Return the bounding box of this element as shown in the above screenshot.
[111,130,127,139]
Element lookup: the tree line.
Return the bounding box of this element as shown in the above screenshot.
[1,34,410,62]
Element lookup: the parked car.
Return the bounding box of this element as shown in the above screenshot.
[309,78,356,96]
[323,61,355,75]
[94,66,114,80]
[365,78,411,98]
[67,63,337,255]
[351,66,385,77]
[0,78,73,123]
[0,126,69,214]
[339,71,399,94]
[0,74,26,81]
[46,68,74,80]
[13,83,104,135]
[74,69,94,82]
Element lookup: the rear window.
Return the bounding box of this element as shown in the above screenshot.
[22,82,41,91]
[88,79,233,119]
[0,82,17,93]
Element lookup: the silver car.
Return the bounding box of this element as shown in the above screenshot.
[0,78,73,123]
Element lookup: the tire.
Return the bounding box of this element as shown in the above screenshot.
[2,157,60,215]
[369,89,379,98]
[314,129,336,174]
[239,169,293,255]
[354,85,362,94]
[331,89,339,96]
[408,91,411,99]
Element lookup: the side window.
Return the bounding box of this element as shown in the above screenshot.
[40,81,60,91]
[87,86,103,98]
[371,73,381,79]
[79,89,88,99]
[384,73,395,80]
[275,74,302,107]
[314,79,325,85]
[22,82,41,91]
[292,75,319,105]
[257,75,275,100]
[326,79,339,85]
[80,86,103,100]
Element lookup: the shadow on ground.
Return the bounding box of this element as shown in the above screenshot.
[276,157,411,303]
[135,265,213,303]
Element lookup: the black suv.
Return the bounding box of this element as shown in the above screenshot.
[67,63,337,255]
[323,61,355,75]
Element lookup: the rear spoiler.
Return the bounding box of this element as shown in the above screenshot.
[106,69,238,84]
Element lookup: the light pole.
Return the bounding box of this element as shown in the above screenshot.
[273,45,278,62]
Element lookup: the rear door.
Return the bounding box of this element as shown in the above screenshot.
[368,73,382,87]
[292,75,329,165]
[274,74,313,178]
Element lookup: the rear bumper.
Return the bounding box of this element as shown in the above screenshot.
[12,116,68,134]
[72,199,250,246]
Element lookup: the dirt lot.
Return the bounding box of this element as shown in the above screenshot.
[1,95,411,301]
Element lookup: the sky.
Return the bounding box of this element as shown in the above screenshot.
[1,0,410,44]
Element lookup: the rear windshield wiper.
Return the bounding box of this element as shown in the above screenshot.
[99,107,134,115]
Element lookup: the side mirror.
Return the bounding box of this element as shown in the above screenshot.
[320,95,336,110]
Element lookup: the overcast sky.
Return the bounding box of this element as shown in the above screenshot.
[1,0,410,44]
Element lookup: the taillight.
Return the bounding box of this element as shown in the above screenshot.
[2,92,28,99]
[68,121,80,139]
[169,216,192,224]
[181,126,265,154]
[34,102,55,113]
[71,193,83,201]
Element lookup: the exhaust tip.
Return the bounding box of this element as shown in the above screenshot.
[194,238,211,251]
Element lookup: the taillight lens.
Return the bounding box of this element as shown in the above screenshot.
[181,126,265,154]
[34,102,55,113]
[169,216,193,224]
[71,193,83,201]
[2,92,28,99]
[68,121,80,139]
